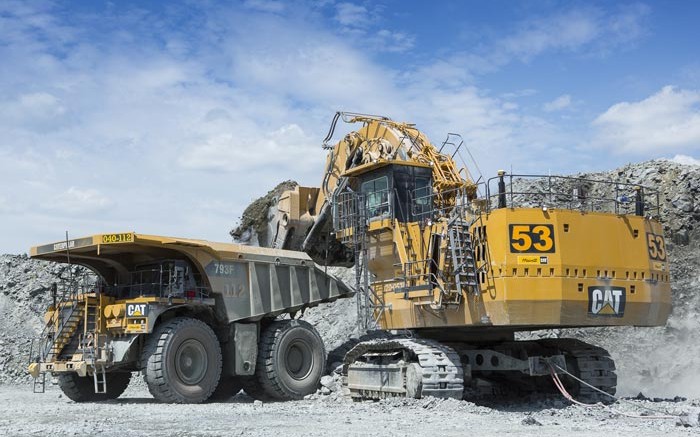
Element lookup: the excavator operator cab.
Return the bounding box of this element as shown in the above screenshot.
[345,162,434,224]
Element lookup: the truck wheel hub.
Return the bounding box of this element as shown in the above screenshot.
[285,340,313,380]
[175,339,208,385]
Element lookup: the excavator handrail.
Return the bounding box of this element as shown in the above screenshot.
[485,173,661,218]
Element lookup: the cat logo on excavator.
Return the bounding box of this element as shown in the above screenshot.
[588,286,626,317]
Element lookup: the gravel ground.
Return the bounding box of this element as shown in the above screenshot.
[0,383,697,436]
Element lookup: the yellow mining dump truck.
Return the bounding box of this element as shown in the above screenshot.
[263,112,671,402]
[27,232,352,403]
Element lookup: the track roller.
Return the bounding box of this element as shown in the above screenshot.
[343,337,464,400]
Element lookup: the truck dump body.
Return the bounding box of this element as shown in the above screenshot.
[30,232,353,323]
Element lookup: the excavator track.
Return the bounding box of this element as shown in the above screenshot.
[343,337,464,400]
[539,338,617,403]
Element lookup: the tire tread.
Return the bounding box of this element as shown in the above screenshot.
[142,317,222,403]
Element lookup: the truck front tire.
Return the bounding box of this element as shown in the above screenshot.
[250,319,326,401]
[58,372,131,402]
[142,317,222,403]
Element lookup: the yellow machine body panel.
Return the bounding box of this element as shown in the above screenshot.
[374,208,671,331]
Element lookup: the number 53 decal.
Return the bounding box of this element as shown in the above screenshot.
[509,224,556,253]
[646,233,667,261]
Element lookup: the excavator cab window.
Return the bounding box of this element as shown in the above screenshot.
[391,165,433,223]
[412,177,432,220]
[353,164,433,223]
[361,176,390,219]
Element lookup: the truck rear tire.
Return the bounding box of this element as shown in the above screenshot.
[253,319,326,401]
[142,317,222,404]
[58,372,131,402]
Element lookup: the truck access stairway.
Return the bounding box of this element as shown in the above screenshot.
[30,284,102,393]
[31,286,82,393]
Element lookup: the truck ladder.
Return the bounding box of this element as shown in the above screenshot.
[32,371,46,393]
[93,364,107,394]
[80,302,106,394]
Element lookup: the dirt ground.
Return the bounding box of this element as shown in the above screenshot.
[0,383,697,437]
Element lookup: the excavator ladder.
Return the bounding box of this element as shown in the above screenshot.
[334,190,387,331]
[446,216,480,301]
[354,202,387,332]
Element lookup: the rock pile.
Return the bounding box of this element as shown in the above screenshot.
[230,180,298,245]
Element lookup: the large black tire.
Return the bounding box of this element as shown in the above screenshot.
[250,320,326,401]
[58,372,131,402]
[208,376,243,401]
[142,317,222,404]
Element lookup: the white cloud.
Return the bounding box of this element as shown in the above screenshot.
[45,187,112,214]
[667,154,700,166]
[178,124,316,173]
[243,0,286,14]
[544,94,572,112]
[498,11,598,62]
[0,92,68,131]
[334,3,368,27]
[370,29,415,53]
[501,89,537,99]
[593,86,700,154]
[488,4,649,67]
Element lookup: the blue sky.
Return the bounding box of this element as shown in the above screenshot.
[1,0,699,253]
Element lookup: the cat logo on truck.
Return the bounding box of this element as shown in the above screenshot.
[126,303,149,317]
